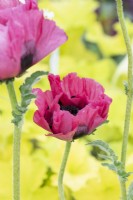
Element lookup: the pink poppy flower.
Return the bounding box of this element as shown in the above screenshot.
[0,0,21,9]
[0,0,67,80]
[33,73,112,141]
[0,0,37,11]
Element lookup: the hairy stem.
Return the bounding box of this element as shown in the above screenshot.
[115,0,133,199]
[6,80,23,200]
[58,142,72,200]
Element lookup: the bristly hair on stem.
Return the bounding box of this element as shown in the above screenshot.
[115,0,133,199]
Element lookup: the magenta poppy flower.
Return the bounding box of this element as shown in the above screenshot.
[33,73,112,141]
[0,0,67,80]
[0,0,21,9]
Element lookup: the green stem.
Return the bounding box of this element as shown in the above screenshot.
[115,0,133,199]
[58,142,72,200]
[6,80,23,200]
[12,124,22,200]
[120,180,127,200]
[6,79,18,111]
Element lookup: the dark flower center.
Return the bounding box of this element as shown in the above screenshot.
[60,103,79,116]
[73,125,88,139]
[21,53,33,72]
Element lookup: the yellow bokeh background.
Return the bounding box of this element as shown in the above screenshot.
[0,0,133,199]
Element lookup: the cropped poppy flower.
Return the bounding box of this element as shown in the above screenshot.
[33,73,112,141]
[0,0,67,80]
[0,0,21,9]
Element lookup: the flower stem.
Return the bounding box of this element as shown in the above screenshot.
[6,79,18,111]
[115,0,133,199]
[6,79,23,200]
[58,141,72,200]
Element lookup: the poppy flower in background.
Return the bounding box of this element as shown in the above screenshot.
[96,0,133,36]
[0,0,21,8]
[33,73,112,141]
[0,0,67,80]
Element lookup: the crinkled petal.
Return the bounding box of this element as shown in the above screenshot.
[33,110,51,132]
[0,0,20,9]
[0,24,21,79]
[0,0,37,9]
[83,78,105,100]
[33,88,54,115]
[62,73,84,98]
[48,74,62,96]
[60,93,88,108]
[35,19,68,64]
[89,97,112,130]
[48,73,88,107]
[47,128,77,141]
[76,105,98,134]
[51,110,77,140]
[9,10,43,43]
[24,0,38,10]
[33,88,61,113]
[76,97,112,134]
[0,0,37,24]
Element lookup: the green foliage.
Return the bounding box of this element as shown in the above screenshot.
[0,0,133,199]
[20,71,48,111]
[127,182,133,200]
[89,140,131,181]
[124,81,128,95]
[12,71,48,126]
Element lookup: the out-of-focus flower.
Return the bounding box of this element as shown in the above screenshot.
[0,0,20,8]
[0,0,67,80]
[0,0,36,9]
[33,73,112,141]
[96,0,133,36]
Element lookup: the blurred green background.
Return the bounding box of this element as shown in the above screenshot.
[0,0,133,199]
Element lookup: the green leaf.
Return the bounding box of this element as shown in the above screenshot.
[40,167,55,188]
[13,71,48,126]
[88,140,118,161]
[127,182,133,200]
[102,163,117,172]
[98,154,112,161]
[20,71,48,108]
[124,81,128,95]
[88,140,130,181]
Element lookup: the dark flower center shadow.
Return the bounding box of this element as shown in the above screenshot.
[73,125,88,140]
[21,53,33,73]
[60,103,79,116]
[59,102,89,139]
